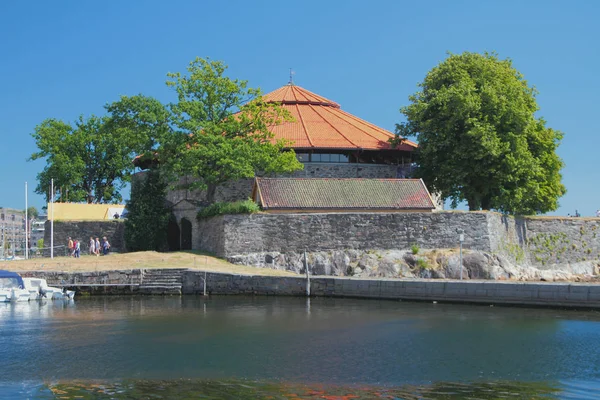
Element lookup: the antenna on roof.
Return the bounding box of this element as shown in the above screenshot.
[289,68,295,85]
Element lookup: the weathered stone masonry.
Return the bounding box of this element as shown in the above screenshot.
[43,220,125,255]
[196,212,600,271]
[21,268,600,309]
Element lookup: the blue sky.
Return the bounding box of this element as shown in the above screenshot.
[0,0,598,215]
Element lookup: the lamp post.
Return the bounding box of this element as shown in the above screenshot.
[50,178,54,259]
[458,230,465,280]
[25,182,28,260]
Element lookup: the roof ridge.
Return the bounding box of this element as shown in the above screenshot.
[318,105,387,146]
[335,108,418,148]
[308,105,358,148]
[295,103,314,147]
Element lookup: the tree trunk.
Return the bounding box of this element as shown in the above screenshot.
[206,184,217,204]
[481,195,493,211]
[467,197,480,211]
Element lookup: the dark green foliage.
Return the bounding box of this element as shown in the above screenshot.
[396,52,565,215]
[197,200,260,219]
[124,169,170,251]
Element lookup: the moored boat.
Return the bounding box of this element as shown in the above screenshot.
[22,277,75,300]
[0,270,31,302]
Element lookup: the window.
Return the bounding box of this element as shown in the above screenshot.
[310,153,350,163]
[296,153,309,162]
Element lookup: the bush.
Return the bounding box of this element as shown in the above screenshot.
[197,200,260,219]
[411,244,420,255]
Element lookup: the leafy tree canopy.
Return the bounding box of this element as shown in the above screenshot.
[160,57,303,203]
[30,57,302,206]
[396,51,565,214]
[29,96,170,204]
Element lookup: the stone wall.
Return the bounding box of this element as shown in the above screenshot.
[196,212,600,273]
[290,163,399,179]
[44,220,125,255]
[20,269,142,294]
[183,270,600,309]
[488,214,600,269]
[197,212,493,257]
[162,163,399,207]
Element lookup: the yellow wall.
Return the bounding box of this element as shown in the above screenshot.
[48,203,125,221]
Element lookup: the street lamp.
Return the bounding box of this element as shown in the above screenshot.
[458,229,465,280]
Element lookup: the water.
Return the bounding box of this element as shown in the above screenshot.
[2,296,600,399]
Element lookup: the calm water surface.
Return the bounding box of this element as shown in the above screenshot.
[1,296,600,399]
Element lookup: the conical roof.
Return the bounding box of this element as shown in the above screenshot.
[262,84,417,151]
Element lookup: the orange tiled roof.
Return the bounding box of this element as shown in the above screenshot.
[254,178,435,211]
[262,84,417,151]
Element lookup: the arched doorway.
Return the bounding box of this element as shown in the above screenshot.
[181,218,192,250]
[167,217,181,251]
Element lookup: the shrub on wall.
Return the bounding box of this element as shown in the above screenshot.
[125,169,170,251]
[197,200,259,220]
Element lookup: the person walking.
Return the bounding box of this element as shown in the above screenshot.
[89,237,95,256]
[74,240,81,258]
[67,237,74,257]
[95,237,101,256]
[102,237,110,256]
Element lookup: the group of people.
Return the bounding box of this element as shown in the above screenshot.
[67,236,110,257]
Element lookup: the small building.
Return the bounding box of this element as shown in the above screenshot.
[47,203,126,221]
[252,178,436,213]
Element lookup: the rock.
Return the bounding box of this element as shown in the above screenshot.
[403,253,418,267]
[539,270,555,282]
[462,252,490,279]
[552,270,574,281]
[357,253,379,272]
[373,258,400,278]
[444,255,469,279]
[418,268,433,279]
[311,253,333,275]
[568,261,595,276]
[332,251,351,276]
[399,264,416,278]
[431,269,446,279]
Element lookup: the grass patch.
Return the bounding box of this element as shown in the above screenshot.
[197,200,260,219]
[0,250,299,276]
[411,244,420,255]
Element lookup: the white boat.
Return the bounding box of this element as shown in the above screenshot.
[0,270,31,302]
[22,277,75,300]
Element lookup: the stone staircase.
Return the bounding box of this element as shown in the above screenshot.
[139,268,187,295]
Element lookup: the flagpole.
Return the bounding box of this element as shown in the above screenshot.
[50,178,54,259]
[25,182,28,260]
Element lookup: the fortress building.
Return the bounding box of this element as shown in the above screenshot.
[136,84,435,250]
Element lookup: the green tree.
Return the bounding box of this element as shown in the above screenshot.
[29,96,166,203]
[25,206,39,219]
[161,57,303,204]
[104,94,173,165]
[396,52,565,214]
[124,169,170,251]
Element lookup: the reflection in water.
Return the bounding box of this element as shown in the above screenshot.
[41,379,564,399]
[1,296,600,399]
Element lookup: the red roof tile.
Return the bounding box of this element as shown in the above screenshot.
[262,85,418,151]
[254,178,435,211]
